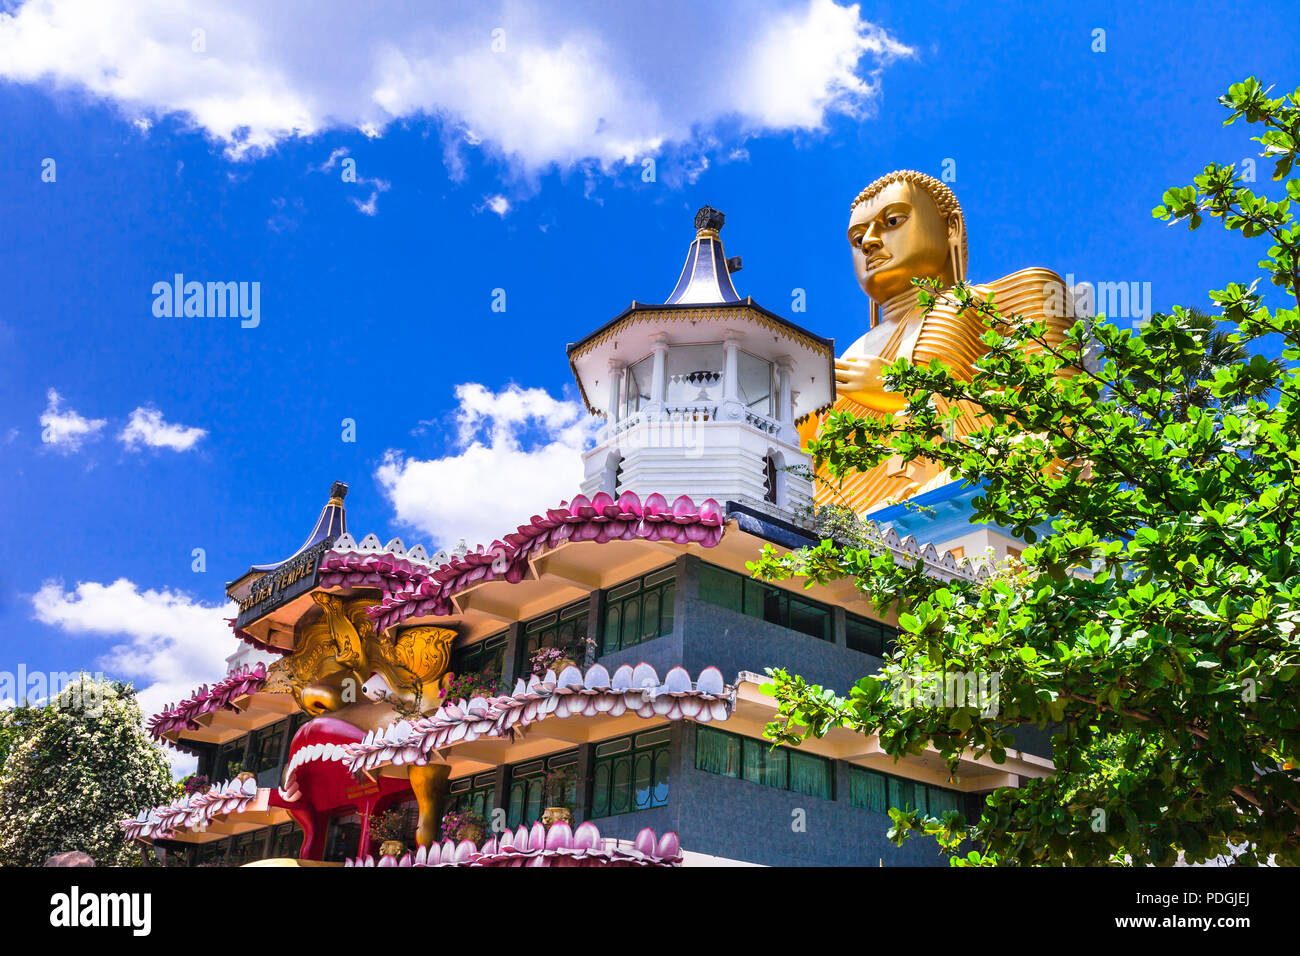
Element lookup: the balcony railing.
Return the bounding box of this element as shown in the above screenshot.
[609,402,784,436]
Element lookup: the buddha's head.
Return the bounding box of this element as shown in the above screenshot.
[847,170,967,304]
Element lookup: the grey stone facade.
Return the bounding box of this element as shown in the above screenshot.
[581,552,1011,866]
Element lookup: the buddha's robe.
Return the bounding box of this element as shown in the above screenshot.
[800,267,1074,513]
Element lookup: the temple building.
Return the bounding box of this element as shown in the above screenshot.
[125,198,1054,867]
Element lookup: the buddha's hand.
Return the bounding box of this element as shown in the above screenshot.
[834,355,909,412]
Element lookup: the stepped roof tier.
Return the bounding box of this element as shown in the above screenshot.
[147,487,995,761]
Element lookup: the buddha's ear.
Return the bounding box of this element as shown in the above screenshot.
[946,210,964,243]
[946,212,967,283]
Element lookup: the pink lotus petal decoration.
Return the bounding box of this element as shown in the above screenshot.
[121,775,260,842]
[343,823,683,868]
[146,663,267,746]
[319,492,725,633]
[342,664,735,775]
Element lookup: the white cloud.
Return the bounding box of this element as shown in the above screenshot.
[39,388,106,452]
[350,177,391,216]
[377,382,598,551]
[31,578,238,773]
[484,194,510,217]
[726,0,911,128]
[0,0,913,175]
[312,147,349,173]
[120,406,208,451]
[311,148,391,214]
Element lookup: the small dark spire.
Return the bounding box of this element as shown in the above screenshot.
[694,205,725,233]
[666,207,742,305]
[247,481,349,572]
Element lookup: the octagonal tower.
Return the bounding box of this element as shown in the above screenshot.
[567,207,835,518]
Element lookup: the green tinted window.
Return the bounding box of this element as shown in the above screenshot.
[591,728,671,818]
[524,601,589,663]
[601,567,676,654]
[789,750,833,799]
[845,613,900,657]
[695,726,833,798]
[699,564,743,612]
[849,766,970,820]
[694,725,741,776]
[451,633,508,682]
[447,771,497,827]
[697,564,833,642]
[506,751,579,828]
[249,720,287,773]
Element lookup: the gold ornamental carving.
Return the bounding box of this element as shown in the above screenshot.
[264,593,454,716]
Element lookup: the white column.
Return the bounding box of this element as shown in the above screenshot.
[607,360,625,423]
[650,334,668,403]
[776,357,794,425]
[722,337,740,403]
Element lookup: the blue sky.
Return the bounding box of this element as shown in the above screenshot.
[0,0,1297,743]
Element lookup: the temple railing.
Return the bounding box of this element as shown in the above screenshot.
[606,402,786,436]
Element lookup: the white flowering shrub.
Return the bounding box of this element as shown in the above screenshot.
[0,676,174,867]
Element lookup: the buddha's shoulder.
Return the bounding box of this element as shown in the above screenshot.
[975,267,1066,315]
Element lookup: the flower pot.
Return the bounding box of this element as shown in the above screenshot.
[457,823,485,845]
[552,658,578,673]
[542,806,574,829]
[379,840,405,858]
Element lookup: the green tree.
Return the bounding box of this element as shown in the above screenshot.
[755,77,1300,865]
[0,676,174,866]
[1122,307,1284,419]
[0,704,36,773]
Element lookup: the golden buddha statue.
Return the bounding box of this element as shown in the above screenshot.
[800,169,1073,513]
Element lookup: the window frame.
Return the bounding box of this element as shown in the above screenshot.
[522,600,589,668]
[506,750,580,828]
[249,720,287,774]
[844,612,900,658]
[846,765,976,820]
[601,565,676,654]
[451,632,509,682]
[697,563,832,642]
[694,725,834,799]
[590,728,672,818]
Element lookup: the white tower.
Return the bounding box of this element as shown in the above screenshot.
[567,206,835,519]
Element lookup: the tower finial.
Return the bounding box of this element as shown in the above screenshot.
[666,206,741,305]
[694,205,725,234]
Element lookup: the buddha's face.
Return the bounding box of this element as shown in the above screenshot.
[847,180,957,303]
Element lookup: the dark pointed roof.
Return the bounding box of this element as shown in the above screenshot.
[249,482,348,573]
[665,205,742,305]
